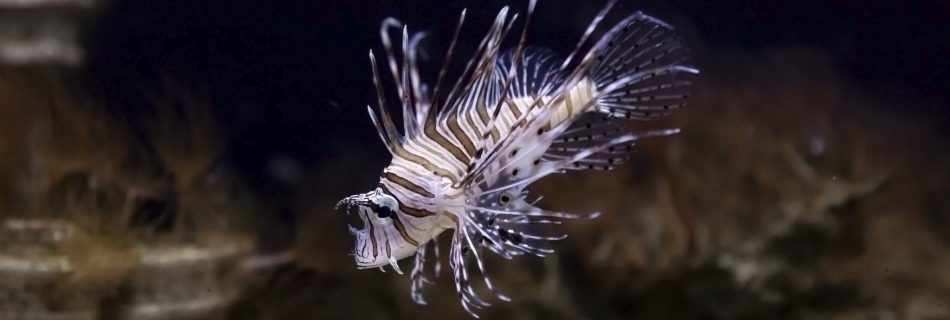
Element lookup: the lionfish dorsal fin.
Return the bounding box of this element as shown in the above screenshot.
[376,19,415,139]
[453,46,567,186]
[588,12,697,120]
[426,9,467,127]
[367,50,403,152]
[451,3,555,187]
[495,46,565,99]
[379,18,429,138]
[441,6,515,120]
[540,12,698,172]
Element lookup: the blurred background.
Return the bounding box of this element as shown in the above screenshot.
[0,0,947,319]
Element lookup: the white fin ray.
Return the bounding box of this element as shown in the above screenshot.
[410,242,434,305]
[545,112,634,170]
[495,46,565,99]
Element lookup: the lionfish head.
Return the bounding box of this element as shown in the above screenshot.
[335,188,417,270]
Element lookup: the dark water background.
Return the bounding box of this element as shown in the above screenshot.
[83,0,948,168]
[1,0,948,319]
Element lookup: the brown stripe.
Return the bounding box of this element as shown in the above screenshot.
[384,237,392,257]
[391,144,457,183]
[446,110,476,157]
[505,100,523,119]
[379,185,437,217]
[565,91,575,115]
[423,124,468,164]
[514,118,527,129]
[463,111,481,146]
[476,99,490,124]
[443,211,460,228]
[416,139,457,169]
[384,172,435,198]
[483,94,504,142]
[390,215,419,246]
[367,213,378,257]
[400,203,436,218]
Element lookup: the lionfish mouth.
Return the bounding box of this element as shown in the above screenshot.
[336,198,383,269]
[334,193,372,212]
[335,193,372,235]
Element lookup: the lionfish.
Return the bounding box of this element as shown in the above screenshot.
[335,0,697,316]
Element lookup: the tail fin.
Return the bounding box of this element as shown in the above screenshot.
[590,12,698,120]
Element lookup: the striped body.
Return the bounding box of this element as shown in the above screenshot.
[335,1,697,317]
[376,78,599,262]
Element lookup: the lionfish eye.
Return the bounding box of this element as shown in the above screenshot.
[373,192,398,219]
[376,205,393,219]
